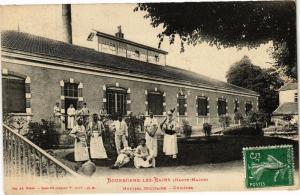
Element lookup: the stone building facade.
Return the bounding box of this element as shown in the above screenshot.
[1,30,259,131]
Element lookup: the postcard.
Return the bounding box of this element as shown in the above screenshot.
[1,1,299,194]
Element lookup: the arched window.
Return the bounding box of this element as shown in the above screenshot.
[106,87,127,116]
[148,91,163,115]
[2,75,26,113]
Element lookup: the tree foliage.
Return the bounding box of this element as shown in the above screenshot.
[226,56,284,114]
[134,2,296,79]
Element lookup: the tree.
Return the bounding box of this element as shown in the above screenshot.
[226,56,284,114]
[134,2,296,79]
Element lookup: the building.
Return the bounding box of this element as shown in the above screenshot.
[273,81,298,124]
[1,28,259,132]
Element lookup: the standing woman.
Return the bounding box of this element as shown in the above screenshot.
[67,104,76,130]
[88,113,108,161]
[161,110,179,159]
[144,112,159,160]
[69,118,89,170]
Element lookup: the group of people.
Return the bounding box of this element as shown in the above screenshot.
[53,102,179,171]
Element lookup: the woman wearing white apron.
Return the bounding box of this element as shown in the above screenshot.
[161,111,178,159]
[144,112,159,166]
[69,118,89,170]
[88,113,108,160]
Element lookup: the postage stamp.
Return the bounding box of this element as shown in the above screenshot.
[243,145,294,188]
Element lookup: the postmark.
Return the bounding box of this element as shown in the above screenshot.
[243,145,294,188]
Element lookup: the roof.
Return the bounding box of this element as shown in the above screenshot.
[273,102,298,115]
[93,30,168,55]
[279,81,298,91]
[1,30,258,96]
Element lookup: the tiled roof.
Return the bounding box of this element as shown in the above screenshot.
[279,81,298,91]
[1,30,258,96]
[273,102,298,115]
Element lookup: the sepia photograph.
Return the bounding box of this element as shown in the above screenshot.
[0,1,299,193]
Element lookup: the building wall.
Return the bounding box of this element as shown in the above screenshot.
[279,90,297,105]
[2,60,258,128]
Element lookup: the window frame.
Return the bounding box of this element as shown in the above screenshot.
[148,91,163,115]
[106,87,127,116]
[2,74,26,113]
[245,101,253,115]
[178,94,186,116]
[217,98,227,116]
[197,96,208,116]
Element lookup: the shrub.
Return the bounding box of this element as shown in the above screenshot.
[234,111,243,124]
[223,125,263,136]
[203,123,212,136]
[26,119,59,149]
[182,119,192,138]
[219,115,232,130]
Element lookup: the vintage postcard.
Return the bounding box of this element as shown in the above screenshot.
[0,1,299,194]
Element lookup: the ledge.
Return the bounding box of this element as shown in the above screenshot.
[8,113,33,116]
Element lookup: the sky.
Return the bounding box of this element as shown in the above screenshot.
[0,4,274,81]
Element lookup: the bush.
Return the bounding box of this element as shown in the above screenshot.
[219,115,231,130]
[234,111,243,124]
[182,119,192,138]
[26,119,59,149]
[203,123,212,136]
[223,125,263,136]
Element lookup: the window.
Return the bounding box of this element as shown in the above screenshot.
[245,102,252,115]
[218,98,227,116]
[148,92,163,115]
[197,96,208,116]
[2,75,26,113]
[106,88,127,116]
[294,93,298,103]
[178,95,185,116]
[154,55,159,63]
[234,99,239,112]
[64,83,78,97]
[134,50,140,58]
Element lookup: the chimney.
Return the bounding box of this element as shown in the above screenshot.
[62,4,72,44]
[115,26,124,39]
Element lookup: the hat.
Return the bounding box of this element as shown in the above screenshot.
[167,111,173,116]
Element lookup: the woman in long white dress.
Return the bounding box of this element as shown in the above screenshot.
[67,104,76,130]
[69,118,89,170]
[161,111,179,159]
[144,112,159,162]
[88,113,107,160]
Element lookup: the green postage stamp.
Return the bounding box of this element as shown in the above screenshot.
[243,145,294,188]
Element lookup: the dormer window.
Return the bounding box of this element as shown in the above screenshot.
[155,55,159,63]
[134,50,140,57]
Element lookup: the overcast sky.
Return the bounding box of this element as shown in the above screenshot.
[0,4,274,81]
